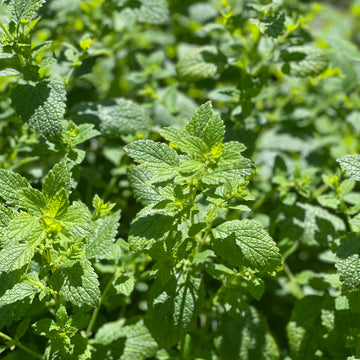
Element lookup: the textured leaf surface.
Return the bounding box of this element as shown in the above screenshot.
[185,101,213,138]
[11,78,66,139]
[59,201,94,239]
[146,274,202,348]
[133,0,169,25]
[43,161,72,202]
[0,281,38,330]
[287,295,325,360]
[0,243,35,273]
[336,233,360,291]
[125,140,180,182]
[160,127,208,158]
[176,46,226,82]
[216,307,279,360]
[11,0,46,21]
[18,188,46,216]
[95,319,157,360]
[2,214,40,246]
[50,259,101,307]
[202,159,255,185]
[250,11,285,38]
[86,211,120,260]
[281,45,328,77]
[202,114,225,149]
[71,98,150,138]
[337,155,360,181]
[128,208,174,251]
[0,168,30,207]
[213,220,282,272]
[128,166,164,205]
[125,140,179,168]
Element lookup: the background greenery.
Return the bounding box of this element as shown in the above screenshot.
[1,0,360,359]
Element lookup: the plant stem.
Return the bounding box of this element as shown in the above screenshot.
[0,332,44,360]
[85,272,117,338]
[283,263,304,299]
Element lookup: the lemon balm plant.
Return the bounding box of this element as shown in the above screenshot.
[1,0,360,359]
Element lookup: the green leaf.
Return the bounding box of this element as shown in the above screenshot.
[202,159,255,185]
[112,273,135,297]
[202,114,225,149]
[50,259,101,307]
[18,188,46,216]
[146,274,202,348]
[287,295,329,360]
[337,155,360,181]
[221,142,247,162]
[71,98,151,138]
[10,0,46,21]
[94,319,158,360]
[216,307,279,360]
[85,211,120,260]
[46,188,69,218]
[43,161,72,203]
[11,78,66,139]
[125,140,179,182]
[128,166,164,205]
[281,45,328,77]
[0,243,35,273]
[128,207,174,251]
[0,168,30,207]
[213,220,282,272]
[0,281,38,330]
[176,46,226,82]
[133,0,169,25]
[59,201,94,239]
[2,214,40,246]
[160,127,208,159]
[250,10,285,38]
[185,101,213,138]
[336,233,360,291]
[63,122,100,147]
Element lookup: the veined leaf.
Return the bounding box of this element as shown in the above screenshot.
[213,220,282,272]
[94,319,157,360]
[133,0,169,25]
[2,214,40,246]
[11,78,66,139]
[128,207,174,252]
[86,211,120,260]
[185,101,213,138]
[281,45,328,77]
[128,166,164,205]
[71,98,150,138]
[50,259,101,307]
[46,188,69,218]
[336,233,360,291]
[337,155,360,181]
[43,161,72,203]
[18,188,46,216]
[0,168,30,207]
[10,0,46,22]
[176,46,226,82]
[59,201,94,239]
[125,140,179,182]
[216,307,280,359]
[146,274,202,348]
[0,242,34,273]
[160,127,208,159]
[202,159,255,185]
[0,281,38,330]
[202,114,225,149]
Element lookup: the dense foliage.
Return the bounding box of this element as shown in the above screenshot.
[0,0,360,359]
